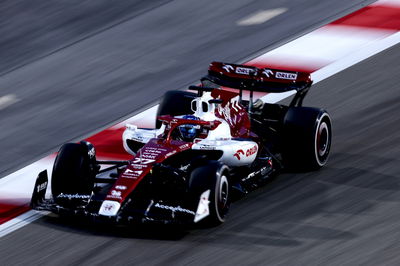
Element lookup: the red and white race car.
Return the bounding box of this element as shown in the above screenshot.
[31,62,332,226]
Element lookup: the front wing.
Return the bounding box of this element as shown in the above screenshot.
[30,171,209,225]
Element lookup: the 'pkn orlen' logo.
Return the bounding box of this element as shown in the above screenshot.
[233,145,257,160]
[222,64,234,72]
[235,67,253,75]
[233,149,244,160]
[263,69,274,77]
[275,72,297,80]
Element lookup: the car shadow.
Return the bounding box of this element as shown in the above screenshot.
[34,152,400,247]
[39,214,190,241]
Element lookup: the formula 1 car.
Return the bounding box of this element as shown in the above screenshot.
[31,62,332,226]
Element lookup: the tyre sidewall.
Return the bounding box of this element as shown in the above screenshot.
[282,107,332,171]
[313,112,331,167]
[188,161,230,225]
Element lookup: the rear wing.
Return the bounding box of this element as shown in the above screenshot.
[203,62,312,93]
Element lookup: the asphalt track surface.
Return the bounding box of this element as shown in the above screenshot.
[2,0,400,265]
[0,0,374,177]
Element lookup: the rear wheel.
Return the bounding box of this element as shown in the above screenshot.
[282,107,332,171]
[156,90,196,128]
[51,142,97,204]
[188,161,230,225]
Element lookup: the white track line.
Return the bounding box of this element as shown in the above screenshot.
[237,8,288,26]
[312,31,400,83]
[372,0,400,7]
[0,94,19,110]
[0,210,48,238]
[260,32,400,103]
[249,25,396,71]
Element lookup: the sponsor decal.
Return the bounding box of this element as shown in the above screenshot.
[141,153,157,159]
[108,190,122,199]
[111,190,121,197]
[36,181,47,193]
[88,147,95,159]
[263,69,274,77]
[235,67,253,75]
[123,169,143,176]
[129,163,147,169]
[154,203,195,215]
[246,171,256,180]
[131,158,155,164]
[198,144,216,150]
[246,145,258,157]
[115,185,127,190]
[179,164,190,171]
[234,149,245,160]
[139,148,164,159]
[132,170,143,175]
[243,166,268,181]
[275,72,297,80]
[145,147,166,153]
[222,64,234,73]
[179,143,190,149]
[194,190,210,223]
[57,193,91,200]
[234,145,257,160]
[123,175,139,180]
[104,204,114,211]
[99,200,121,216]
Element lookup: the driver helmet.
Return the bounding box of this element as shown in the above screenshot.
[179,115,201,142]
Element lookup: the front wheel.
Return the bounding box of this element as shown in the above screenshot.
[51,142,97,204]
[188,161,230,225]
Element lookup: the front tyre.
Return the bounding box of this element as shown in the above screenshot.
[188,161,230,225]
[51,142,97,204]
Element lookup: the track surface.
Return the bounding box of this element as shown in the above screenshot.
[2,0,400,265]
[1,43,399,266]
[0,0,373,177]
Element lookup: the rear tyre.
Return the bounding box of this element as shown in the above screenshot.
[51,143,97,203]
[156,90,196,128]
[282,107,332,171]
[188,161,230,226]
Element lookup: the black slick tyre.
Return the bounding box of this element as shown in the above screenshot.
[51,143,96,203]
[156,90,196,128]
[282,107,332,171]
[188,161,230,226]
